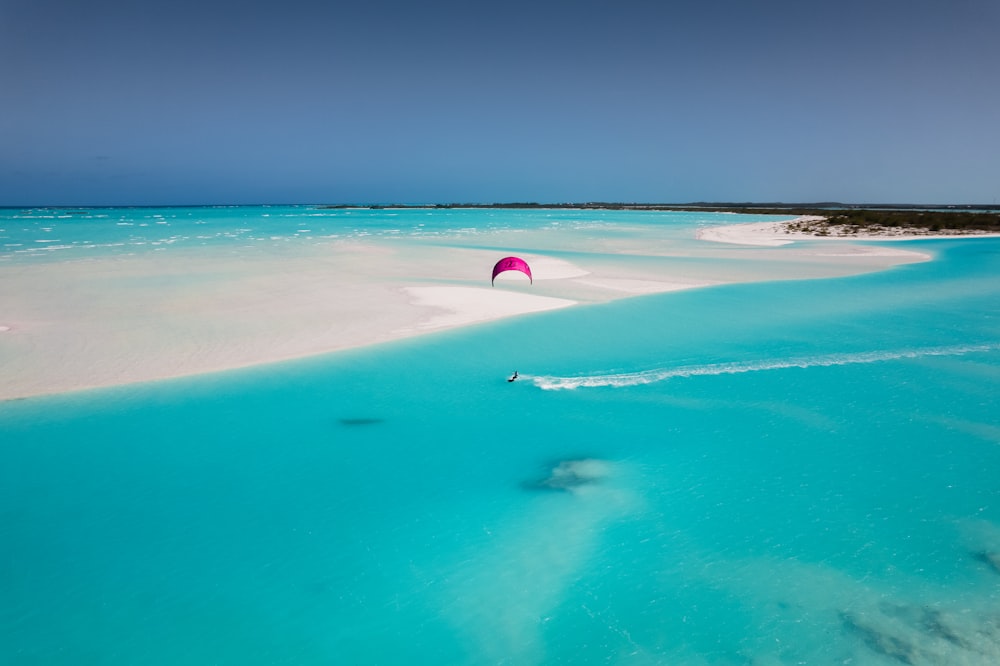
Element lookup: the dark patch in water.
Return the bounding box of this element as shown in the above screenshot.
[879,602,971,650]
[919,608,969,649]
[523,458,608,492]
[338,418,384,427]
[840,611,919,664]
[973,550,1000,575]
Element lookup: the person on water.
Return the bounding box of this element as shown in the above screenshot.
[508,371,518,382]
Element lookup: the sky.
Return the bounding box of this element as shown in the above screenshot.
[2,0,998,206]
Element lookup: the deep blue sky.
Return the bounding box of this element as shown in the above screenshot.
[2,0,998,205]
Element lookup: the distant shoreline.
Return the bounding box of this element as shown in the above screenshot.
[320,203,1000,234]
[317,201,1000,213]
[5,200,999,240]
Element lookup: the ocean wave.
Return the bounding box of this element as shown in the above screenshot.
[528,344,999,390]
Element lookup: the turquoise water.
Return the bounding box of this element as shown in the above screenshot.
[2,209,999,664]
[1,205,762,263]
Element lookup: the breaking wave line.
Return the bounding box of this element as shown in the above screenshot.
[527,343,999,390]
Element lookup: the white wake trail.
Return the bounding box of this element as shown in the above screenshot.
[526,343,998,390]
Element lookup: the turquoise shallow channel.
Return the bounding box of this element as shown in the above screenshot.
[2,207,999,664]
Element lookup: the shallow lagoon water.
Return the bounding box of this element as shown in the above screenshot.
[2,209,999,664]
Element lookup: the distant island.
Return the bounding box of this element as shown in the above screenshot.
[319,202,1000,234]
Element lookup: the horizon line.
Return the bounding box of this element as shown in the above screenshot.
[2,201,998,211]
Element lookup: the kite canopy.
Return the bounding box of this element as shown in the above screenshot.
[492,256,533,286]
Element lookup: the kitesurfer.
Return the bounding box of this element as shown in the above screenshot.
[508,371,518,382]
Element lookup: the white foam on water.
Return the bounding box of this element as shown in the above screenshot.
[528,343,1000,390]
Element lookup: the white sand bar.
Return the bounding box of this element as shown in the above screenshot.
[398,287,576,332]
[2,219,984,400]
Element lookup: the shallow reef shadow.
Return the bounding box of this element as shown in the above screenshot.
[337,417,385,427]
[521,457,612,492]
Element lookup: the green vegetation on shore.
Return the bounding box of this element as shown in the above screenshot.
[787,209,1000,234]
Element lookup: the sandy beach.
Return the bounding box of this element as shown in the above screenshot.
[696,216,1000,247]
[0,218,964,401]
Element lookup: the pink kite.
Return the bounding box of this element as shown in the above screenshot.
[491,256,533,286]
